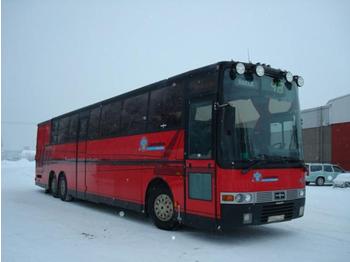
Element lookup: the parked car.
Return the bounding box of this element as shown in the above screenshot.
[305,163,346,186]
[333,173,350,188]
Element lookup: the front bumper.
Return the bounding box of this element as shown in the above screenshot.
[219,198,305,230]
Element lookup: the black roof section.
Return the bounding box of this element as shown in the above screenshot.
[38,60,295,126]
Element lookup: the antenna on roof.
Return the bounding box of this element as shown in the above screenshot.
[247,48,252,63]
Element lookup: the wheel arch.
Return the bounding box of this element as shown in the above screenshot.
[145,178,172,215]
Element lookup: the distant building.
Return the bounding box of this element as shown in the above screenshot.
[301,94,350,170]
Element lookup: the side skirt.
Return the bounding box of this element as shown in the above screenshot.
[67,189,144,213]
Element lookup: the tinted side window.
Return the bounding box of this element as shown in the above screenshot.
[88,107,101,139]
[310,165,322,172]
[333,166,343,173]
[188,71,217,95]
[148,84,184,130]
[68,114,78,141]
[58,117,70,144]
[324,165,333,172]
[100,100,122,137]
[51,119,59,144]
[121,93,148,134]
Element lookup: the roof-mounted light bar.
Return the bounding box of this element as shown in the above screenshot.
[235,62,245,75]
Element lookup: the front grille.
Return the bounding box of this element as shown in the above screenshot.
[260,202,294,223]
[256,191,273,203]
[286,189,298,200]
[256,189,301,203]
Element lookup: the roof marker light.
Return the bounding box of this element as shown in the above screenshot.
[255,65,265,77]
[236,62,245,75]
[285,71,293,83]
[296,76,304,87]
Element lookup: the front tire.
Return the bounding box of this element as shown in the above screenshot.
[316,177,325,186]
[58,175,73,202]
[148,187,177,230]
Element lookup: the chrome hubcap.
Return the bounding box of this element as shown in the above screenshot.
[154,194,174,222]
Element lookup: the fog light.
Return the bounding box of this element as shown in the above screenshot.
[243,213,253,224]
[299,206,304,216]
[255,65,265,77]
[236,62,245,75]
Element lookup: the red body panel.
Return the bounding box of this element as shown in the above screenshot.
[36,123,304,220]
[36,126,186,212]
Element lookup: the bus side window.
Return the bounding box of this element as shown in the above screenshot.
[148,83,184,130]
[188,100,213,159]
[100,100,122,137]
[88,107,101,140]
[51,119,59,144]
[68,114,79,141]
[121,93,148,134]
[57,116,70,144]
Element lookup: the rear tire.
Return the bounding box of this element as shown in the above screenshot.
[58,175,73,202]
[316,177,325,186]
[148,187,177,230]
[306,182,310,186]
[50,176,59,198]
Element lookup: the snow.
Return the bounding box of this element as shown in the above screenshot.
[333,173,350,187]
[2,160,350,262]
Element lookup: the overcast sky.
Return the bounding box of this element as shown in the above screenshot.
[2,0,350,150]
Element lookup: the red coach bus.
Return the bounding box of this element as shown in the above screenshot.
[35,61,306,230]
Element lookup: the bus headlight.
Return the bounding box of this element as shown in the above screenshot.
[255,65,265,77]
[221,192,254,204]
[285,71,293,83]
[244,193,252,202]
[236,62,245,75]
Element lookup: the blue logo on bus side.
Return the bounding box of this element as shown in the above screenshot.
[139,137,148,151]
[252,172,279,182]
[253,172,262,182]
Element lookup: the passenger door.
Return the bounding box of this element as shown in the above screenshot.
[76,112,89,198]
[185,97,216,219]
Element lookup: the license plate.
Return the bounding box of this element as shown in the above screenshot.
[268,214,285,223]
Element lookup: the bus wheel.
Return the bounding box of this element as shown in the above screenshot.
[148,187,177,230]
[58,175,73,202]
[50,176,59,198]
[316,177,325,186]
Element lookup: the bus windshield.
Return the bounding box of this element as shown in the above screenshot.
[220,69,303,166]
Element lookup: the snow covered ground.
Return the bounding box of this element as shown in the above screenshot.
[2,160,350,262]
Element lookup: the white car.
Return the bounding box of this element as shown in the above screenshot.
[333,173,350,188]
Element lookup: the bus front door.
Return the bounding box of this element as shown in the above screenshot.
[185,98,216,224]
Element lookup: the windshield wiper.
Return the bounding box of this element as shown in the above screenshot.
[241,155,302,174]
[241,155,268,174]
